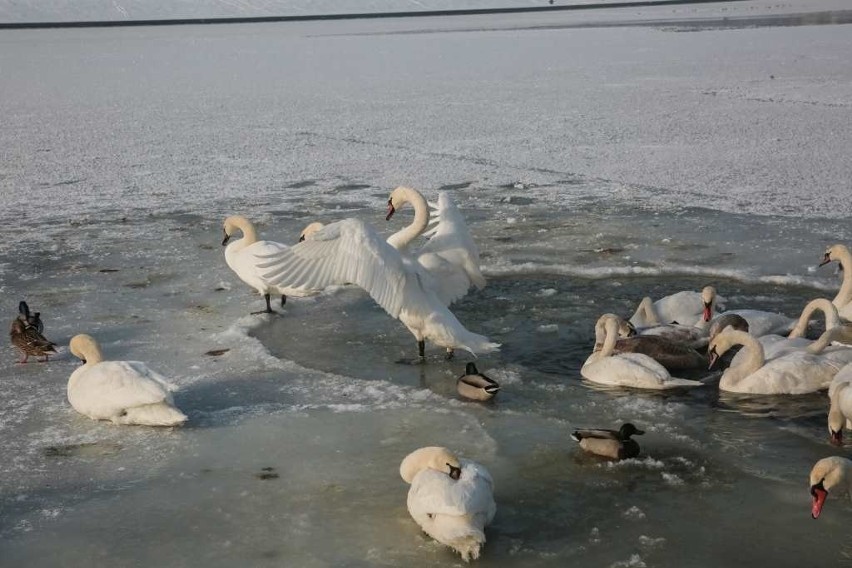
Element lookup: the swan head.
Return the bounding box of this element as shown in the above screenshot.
[810,457,852,519]
[701,286,717,321]
[708,313,749,341]
[828,403,845,446]
[820,244,848,267]
[399,446,462,484]
[298,222,325,243]
[707,329,742,369]
[618,423,645,439]
[69,334,104,365]
[593,314,632,351]
[222,215,252,246]
[386,186,420,221]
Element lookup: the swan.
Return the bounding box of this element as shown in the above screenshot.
[720,308,797,338]
[708,313,750,341]
[820,244,852,321]
[629,286,719,349]
[67,334,187,426]
[457,363,500,401]
[728,299,845,366]
[256,218,499,360]
[598,314,705,371]
[571,423,643,460]
[386,186,485,307]
[708,329,845,395]
[827,364,852,444]
[581,314,703,390]
[222,216,322,314]
[809,456,852,519]
[629,285,722,328]
[400,446,496,561]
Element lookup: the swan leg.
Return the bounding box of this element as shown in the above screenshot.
[281,295,287,307]
[251,294,274,315]
[418,340,425,360]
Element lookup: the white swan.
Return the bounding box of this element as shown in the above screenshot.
[708,329,844,395]
[222,216,323,314]
[729,299,844,366]
[820,244,852,321]
[67,334,187,426]
[629,286,719,348]
[629,285,722,328]
[386,186,485,307]
[255,218,499,359]
[400,446,496,561]
[828,364,852,444]
[810,456,852,519]
[720,308,797,338]
[581,314,703,390]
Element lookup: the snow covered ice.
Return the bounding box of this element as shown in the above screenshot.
[2,0,852,565]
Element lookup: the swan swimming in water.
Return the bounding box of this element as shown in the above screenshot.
[222,216,323,314]
[256,217,499,360]
[67,334,187,426]
[629,286,719,349]
[597,314,705,371]
[629,285,721,328]
[582,314,703,390]
[820,244,852,322]
[400,446,496,561]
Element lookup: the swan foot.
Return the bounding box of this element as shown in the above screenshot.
[252,294,276,315]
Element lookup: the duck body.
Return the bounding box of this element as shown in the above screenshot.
[10,319,56,363]
[68,335,186,426]
[571,423,643,460]
[400,447,496,561]
[457,363,500,401]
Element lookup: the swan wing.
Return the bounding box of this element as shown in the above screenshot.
[72,361,172,416]
[419,193,486,291]
[255,219,413,318]
[408,461,495,519]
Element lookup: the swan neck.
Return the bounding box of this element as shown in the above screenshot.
[632,297,660,326]
[598,319,620,358]
[723,331,764,386]
[233,217,258,246]
[806,327,838,354]
[834,247,852,308]
[387,187,430,251]
[790,299,838,338]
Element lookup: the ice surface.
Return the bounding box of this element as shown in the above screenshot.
[2,1,852,566]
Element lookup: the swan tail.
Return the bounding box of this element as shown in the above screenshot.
[428,514,486,562]
[116,403,188,426]
[662,377,704,389]
[414,309,500,356]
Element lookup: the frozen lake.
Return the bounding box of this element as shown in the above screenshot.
[2,1,852,565]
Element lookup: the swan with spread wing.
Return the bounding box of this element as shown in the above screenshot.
[255,217,499,360]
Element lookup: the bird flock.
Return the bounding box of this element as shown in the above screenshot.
[9,187,852,560]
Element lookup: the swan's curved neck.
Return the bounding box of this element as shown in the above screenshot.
[595,319,620,360]
[790,299,839,338]
[721,331,765,387]
[386,187,430,251]
[833,247,852,308]
[632,297,660,326]
[230,217,258,249]
[806,325,849,354]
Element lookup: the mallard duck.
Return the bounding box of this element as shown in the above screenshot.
[18,301,44,333]
[457,363,500,401]
[571,423,644,460]
[10,318,57,363]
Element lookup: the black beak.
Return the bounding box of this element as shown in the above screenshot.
[819,253,831,267]
[222,230,230,246]
[708,348,719,370]
[298,234,306,243]
[448,464,461,480]
[386,199,396,221]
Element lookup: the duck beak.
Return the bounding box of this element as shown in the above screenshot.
[703,302,712,322]
[830,429,843,446]
[448,464,461,480]
[819,253,831,267]
[811,483,828,519]
[221,230,231,246]
[634,429,645,436]
[386,199,396,221]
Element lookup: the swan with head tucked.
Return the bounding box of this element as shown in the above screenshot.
[827,364,852,445]
[67,334,187,426]
[256,217,499,360]
[809,456,852,519]
[820,244,852,321]
[629,285,722,328]
[599,314,705,371]
[708,329,847,395]
[386,186,485,307]
[582,314,703,390]
[400,446,496,562]
[222,216,323,314]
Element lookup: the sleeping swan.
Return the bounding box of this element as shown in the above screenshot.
[400,446,496,561]
[582,314,703,390]
[67,334,187,426]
